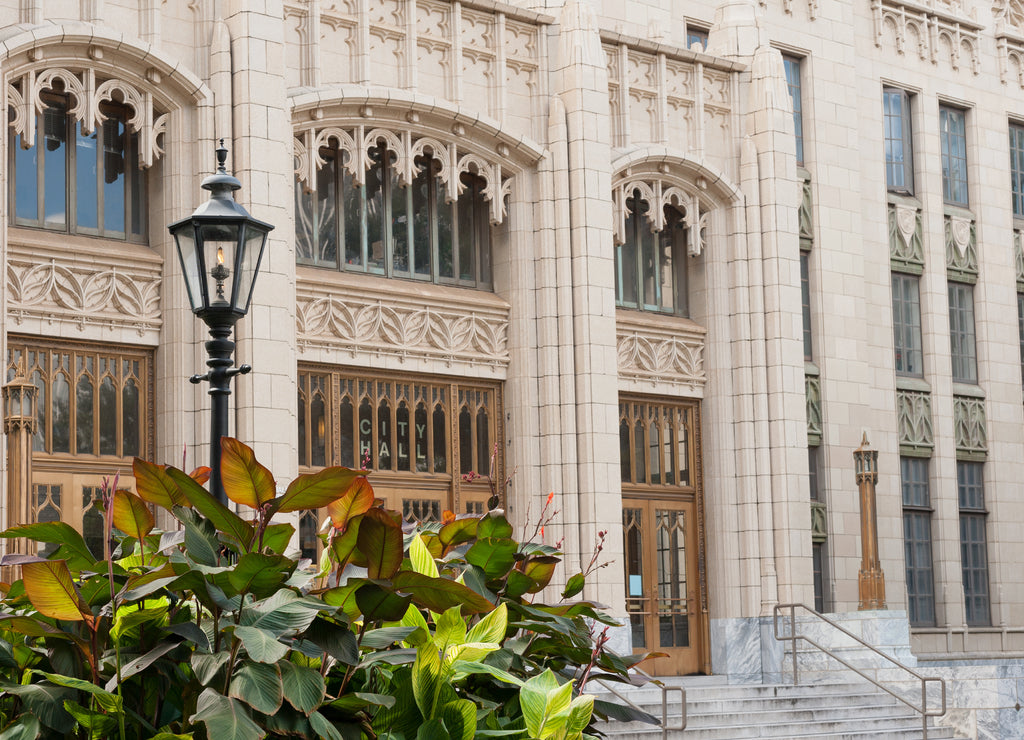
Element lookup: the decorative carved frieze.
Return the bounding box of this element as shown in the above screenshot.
[799,175,813,248]
[945,213,978,280]
[7,247,161,337]
[7,67,168,169]
[612,175,709,256]
[806,373,822,445]
[872,0,981,74]
[811,501,828,543]
[889,201,924,271]
[1015,228,1024,289]
[296,277,509,371]
[954,395,987,454]
[897,389,934,451]
[294,124,512,225]
[616,315,706,393]
[994,0,1024,86]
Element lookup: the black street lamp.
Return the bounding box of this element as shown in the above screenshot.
[169,141,274,505]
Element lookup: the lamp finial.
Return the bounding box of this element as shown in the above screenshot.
[216,139,229,175]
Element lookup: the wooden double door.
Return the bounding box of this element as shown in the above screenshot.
[623,497,706,675]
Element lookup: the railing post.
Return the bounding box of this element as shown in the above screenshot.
[791,604,798,685]
[922,680,927,739]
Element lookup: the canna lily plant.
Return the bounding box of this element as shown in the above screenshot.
[0,438,657,739]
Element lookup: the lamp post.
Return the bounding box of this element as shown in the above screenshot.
[853,432,886,610]
[169,141,274,505]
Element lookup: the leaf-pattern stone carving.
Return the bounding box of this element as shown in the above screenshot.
[889,202,924,270]
[296,283,509,369]
[954,395,987,454]
[616,317,706,392]
[945,214,978,279]
[806,374,822,444]
[799,175,813,246]
[897,389,934,450]
[7,253,161,336]
[810,502,828,542]
[1014,229,1024,288]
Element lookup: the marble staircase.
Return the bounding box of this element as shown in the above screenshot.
[591,676,968,739]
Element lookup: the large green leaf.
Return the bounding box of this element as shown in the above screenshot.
[190,688,263,740]
[392,572,495,615]
[228,553,296,599]
[191,652,230,687]
[565,694,595,736]
[308,711,348,740]
[465,538,518,580]
[300,616,359,665]
[409,534,440,578]
[448,660,522,686]
[0,682,76,733]
[112,490,155,544]
[133,458,188,510]
[239,590,325,634]
[21,560,92,624]
[466,602,508,644]
[592,699,658,725]
[357,507,404,579]
[0,522,96,567]
[168,467,254,551]
[229,661,283,714]
[63,700,118,736]
[355,583,412,622]
[416,719,451,740]
[331,692,396,713]
[279,661,326,715]
[261,522,295,555]
[520,670,573,739]
[412,643,443,720]
[522,557,559,594]
[438,518,478,550]
[234,625,288,664]
[503,570,538,600]
[177,507,221,566]
[277,467,370,515]
[0,715,40,740]
[360,626,418,649]
[107,641,178,690]
[440,699,476,740]
[561,573,586,600]
[329,518,362,568]
[38,672,121,713]
[476,513,513,539]
[220,438,277,509]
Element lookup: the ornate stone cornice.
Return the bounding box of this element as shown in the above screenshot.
[872,0,982,74]
[6,239,161,339]
[611,174,709,256]
[616,313,706,395]
[296,271,509,373]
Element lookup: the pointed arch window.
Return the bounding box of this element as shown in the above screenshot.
[616,190,690,315]
[295,140,492,289]
[9,89,148,241]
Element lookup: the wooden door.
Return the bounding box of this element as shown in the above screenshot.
[623,498,702,675]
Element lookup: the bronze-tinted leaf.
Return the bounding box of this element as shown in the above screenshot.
[220,438,277,509]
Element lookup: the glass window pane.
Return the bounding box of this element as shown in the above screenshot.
[365,147,386,274]
[459,405,472,474]
[618,196,640,308]
[412,160,431,278]
[14,131,39,222]
[76,121,99,230]
[99,374,116,455]
[122,376,139,458]
[433,402,447,473]
[101,115,126,236]
[783,56,804,165]
[392,172,411,278]
[43,101,67,228]
[457,176,474,282]
[75,361,94,455]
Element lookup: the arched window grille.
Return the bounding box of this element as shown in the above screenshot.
[7,72,159,242]
[295,142,492,288]
[616,190,689,315]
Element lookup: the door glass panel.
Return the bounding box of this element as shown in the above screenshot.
[656,509,689,648]
[623,507,646,648]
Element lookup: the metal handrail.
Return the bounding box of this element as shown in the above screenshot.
[593,665,687,739]
[773,603,946,739]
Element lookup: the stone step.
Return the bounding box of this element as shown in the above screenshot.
[594,688,904,714]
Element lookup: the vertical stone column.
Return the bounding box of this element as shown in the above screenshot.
[550,0,624,616]
[225,0,297,482]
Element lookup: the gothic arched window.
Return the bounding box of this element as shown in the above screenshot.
[295,141,492,289]
[10,90,147,241]
[616,190,689,315]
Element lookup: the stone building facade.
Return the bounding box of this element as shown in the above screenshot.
[1,0,1024,724]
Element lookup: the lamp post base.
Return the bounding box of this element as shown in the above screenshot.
[858,566,887,610]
